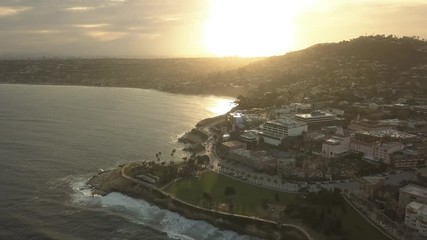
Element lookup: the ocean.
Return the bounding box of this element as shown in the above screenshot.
[0,84,256,240]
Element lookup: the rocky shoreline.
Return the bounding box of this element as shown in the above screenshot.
[86,165,310,240]
[178,128,209,144]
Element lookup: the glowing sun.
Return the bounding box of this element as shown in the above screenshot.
[204,0,303,57]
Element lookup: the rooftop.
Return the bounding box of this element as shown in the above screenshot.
[325,138,340,145]
[358,129,416,139]
[295,111,336,119]
[222,141,246,149]
[407,201,426,211]
[265,117,306,128]
[400,184,427,197]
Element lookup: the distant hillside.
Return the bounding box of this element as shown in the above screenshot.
[0,57,260,96]
[195,35,427,102]
[1,35,426,100]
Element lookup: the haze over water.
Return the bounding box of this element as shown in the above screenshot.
[0,84,255,240]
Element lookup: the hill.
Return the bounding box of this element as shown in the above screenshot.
[1,35,426,100]
[0,57,260,96]
[196,35,427,104]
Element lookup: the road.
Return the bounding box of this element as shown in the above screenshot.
[204,137,414,194]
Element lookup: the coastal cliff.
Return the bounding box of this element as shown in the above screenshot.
[87,166,310,240]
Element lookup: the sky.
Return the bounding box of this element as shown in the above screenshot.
[0,0,426,58]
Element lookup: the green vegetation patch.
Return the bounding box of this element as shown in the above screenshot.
[164,171,298,216]
[285,189,390,240]
[341,200,390,240]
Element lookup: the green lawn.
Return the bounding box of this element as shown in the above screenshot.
[341,201,390,240]
[164,171,299,215]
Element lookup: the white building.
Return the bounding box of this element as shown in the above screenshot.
[260,117,307,146]
[399,184,427,209]
[350,139,404,163]
[289,103,312,112]
[405,202,427,237]
[374,142,405,164]
[229,112,245,130]
[322,135,351,158]
[295,111,336,125]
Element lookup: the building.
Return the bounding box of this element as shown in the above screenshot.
[322,134,350,158]
[391,150,425,169]
[354,129,417,144]
[294,111,336,128]
[399,184,427,209]
[359,176,385,198]
[289,103,312,112]
[350,139,404,163]
[373,142,405,164]
[239,130,259,149]
[260,117,307,146]
[229,149,277,171]
[220,141,246,154]
[350,138,374,160]
[229,112,245,130]
[413,105,427,114]
[405,202,427,237]
[349,119,394,132]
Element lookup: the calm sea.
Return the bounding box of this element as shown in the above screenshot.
[0,84,256,240]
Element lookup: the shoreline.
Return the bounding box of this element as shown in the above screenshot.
[87,164,312,240]
[0,82,240,98]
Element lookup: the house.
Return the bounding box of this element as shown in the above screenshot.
[359,176,385,198]
[405,202,427,237]
[399,184,427,209]
[322,134,351,158]
[390,150,425,169]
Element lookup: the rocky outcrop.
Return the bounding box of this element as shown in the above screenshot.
[178,128,208,144]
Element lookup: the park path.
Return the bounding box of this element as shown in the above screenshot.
[120,163,313,240]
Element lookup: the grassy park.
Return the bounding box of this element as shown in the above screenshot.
[165,171,389,240]
[164,171,299,216]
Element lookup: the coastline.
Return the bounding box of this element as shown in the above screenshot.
[0,82,240,98]
[87,164,311,240]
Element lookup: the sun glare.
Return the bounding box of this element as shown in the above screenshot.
[204,0,308,57]
[208,99,237,115]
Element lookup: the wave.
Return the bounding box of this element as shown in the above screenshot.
[68,177,259,240]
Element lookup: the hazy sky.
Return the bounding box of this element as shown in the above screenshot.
[0,0,426,58]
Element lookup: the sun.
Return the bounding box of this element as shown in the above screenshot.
[203,0,305,57]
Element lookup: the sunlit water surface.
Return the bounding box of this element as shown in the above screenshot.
[0,84,257,240]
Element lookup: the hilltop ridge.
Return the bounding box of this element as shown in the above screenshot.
[1,35,426,100]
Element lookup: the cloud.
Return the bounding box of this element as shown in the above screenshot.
[64,6,95,12]
[0,6,31,17]
[86,31,128,41]
[73,24,110,28]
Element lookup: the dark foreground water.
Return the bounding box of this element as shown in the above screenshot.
[0,84,255,240]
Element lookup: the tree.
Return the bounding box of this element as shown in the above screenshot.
[224,186,236,197]
[202,191,212,201]
[262,199,269,210]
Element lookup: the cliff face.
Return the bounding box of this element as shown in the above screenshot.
[86,167,309,240]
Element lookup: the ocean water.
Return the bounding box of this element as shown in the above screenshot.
[0,84,256,240]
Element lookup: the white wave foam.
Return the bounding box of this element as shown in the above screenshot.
[94,192,258,240]
[66,176,258,240]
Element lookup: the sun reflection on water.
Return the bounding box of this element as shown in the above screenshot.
[207,98,236,115]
